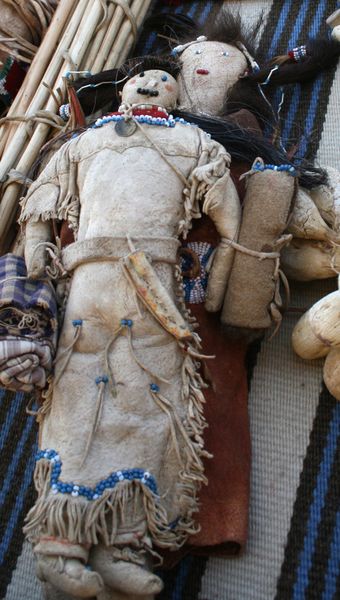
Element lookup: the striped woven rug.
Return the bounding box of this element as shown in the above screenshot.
[1,1,339,599]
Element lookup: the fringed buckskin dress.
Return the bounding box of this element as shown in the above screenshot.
[20,112,240,556]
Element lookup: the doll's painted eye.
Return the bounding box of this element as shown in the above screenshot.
[139,72,145,77]
[195,49,202,54]
[221,51,229,56]
[161,74,168,81]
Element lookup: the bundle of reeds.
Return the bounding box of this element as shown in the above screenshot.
[0,0,153,253]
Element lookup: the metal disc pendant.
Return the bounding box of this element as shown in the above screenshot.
[115,119,137,137]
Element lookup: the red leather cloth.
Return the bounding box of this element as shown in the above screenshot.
[184,210,250,559]
[188,307,250,556]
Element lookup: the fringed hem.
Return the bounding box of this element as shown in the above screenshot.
[24,462,182,549]
[18,209,59,225]
[18,199,80,235]
[171,338,211,541]
[24,334,210,550]
[24,261,210,551]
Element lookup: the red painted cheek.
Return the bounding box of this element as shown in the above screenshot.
[129,78,136,84]
[196,69,209,75]
[165,84,174,91]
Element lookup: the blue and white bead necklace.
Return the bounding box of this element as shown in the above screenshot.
[93,104,195,130]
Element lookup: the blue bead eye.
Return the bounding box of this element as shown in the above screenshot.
[161,74,168,81]
[222,51,229,56]
[195,49,202,54]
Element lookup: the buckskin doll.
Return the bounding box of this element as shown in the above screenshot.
[20,62,249,598]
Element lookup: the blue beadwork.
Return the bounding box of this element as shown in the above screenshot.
[93,114,176,129]
[36,449,159,500]
[59,103,71,121]
[174,117,198,127]
[95,375,109,385]
[120,318,133,328]
[181,242,214,304]
[92,113,199,131]
[252,160,296,176]
[150,383,160,393]
[72,319,83,327]
[292,45,307,62]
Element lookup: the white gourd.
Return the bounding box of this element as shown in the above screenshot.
[292,290,340,359]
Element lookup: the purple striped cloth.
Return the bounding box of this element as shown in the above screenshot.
[0,254,57,392]
[0,254,57,337]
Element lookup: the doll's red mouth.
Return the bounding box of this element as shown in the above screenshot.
[196,69,209,75]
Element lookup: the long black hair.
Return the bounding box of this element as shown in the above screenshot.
[70,53,327,189]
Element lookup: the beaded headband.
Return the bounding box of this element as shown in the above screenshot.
[171,35,260,73]
[171,36,207,56]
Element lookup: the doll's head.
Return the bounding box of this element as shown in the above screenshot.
[121,69,179,110]
[174,39,247,116]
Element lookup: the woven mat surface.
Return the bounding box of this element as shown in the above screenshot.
[1,1,340,599]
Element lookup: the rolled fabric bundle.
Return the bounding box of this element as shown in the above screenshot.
[0,57,26,110]
[222,160,296,332]
[0,337,53,391]
[0,253,57,391]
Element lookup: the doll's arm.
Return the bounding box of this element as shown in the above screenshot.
[202,170,241,312]
[25,219,53,279]
[20,141,73,278]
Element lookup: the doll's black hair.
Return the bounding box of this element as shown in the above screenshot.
[62,8,331,189]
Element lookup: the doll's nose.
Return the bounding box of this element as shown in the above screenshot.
[146,79,158,88]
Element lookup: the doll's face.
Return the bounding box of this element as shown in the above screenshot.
[177,41,247,116]
[121,69,179,110]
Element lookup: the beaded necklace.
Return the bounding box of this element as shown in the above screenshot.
[92,106,195,129]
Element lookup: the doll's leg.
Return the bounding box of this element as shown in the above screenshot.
[90,529,163,597]
[34,538,103,598]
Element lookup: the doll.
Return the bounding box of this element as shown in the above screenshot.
[20,62,247,598]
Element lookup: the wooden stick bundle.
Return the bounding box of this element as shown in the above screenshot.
[0,0,153,252]
[0,0,87,173]
[0,0,77,158]
[104,0,151,69]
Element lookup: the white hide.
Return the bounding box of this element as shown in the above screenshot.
[177,41,248,115]
[21,115,239,550]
